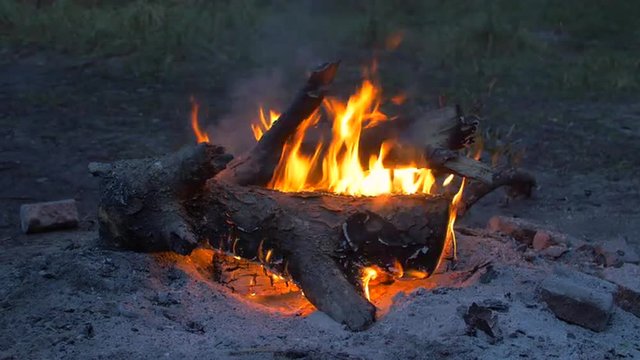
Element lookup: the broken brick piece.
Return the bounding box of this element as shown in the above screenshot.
[487,216,540,245]
[539,274,613,332]
[532,231,553,250]
[20,199,79,234]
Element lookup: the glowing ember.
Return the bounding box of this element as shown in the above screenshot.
[190,98,210,144]
[390,92,407,105]
[385,30,405,50]
[361,267,378,301]
[404,269,428,279]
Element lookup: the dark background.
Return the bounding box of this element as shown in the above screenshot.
[2,0,639,241]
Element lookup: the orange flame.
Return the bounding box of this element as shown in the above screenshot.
[243,65,473,303]
[252,108,281,141]
[190,98,210,143]
[260,75,435,196]
[268,111,323,192]
[362,267,378,301]
[436,177,466,271]
[390,258,404,278]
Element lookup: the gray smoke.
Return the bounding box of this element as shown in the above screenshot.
[206,1,345,155]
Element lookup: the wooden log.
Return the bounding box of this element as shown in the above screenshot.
[93,144,232,255]
[404,105,477,151]
[212,253,298,297]
[197,181,451,331]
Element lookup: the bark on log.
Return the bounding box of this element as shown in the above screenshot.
[93,144,232,255]
[204,181,453,331]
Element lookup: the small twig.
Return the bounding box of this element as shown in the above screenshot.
[458,168,536,216]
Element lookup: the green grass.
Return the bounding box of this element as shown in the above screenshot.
[1,0,639,97]
[0,0,268,76]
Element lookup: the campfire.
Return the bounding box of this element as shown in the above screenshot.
[90,61,535,330]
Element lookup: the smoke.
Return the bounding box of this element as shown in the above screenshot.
[205,1,344,155]
[208,69,285,155]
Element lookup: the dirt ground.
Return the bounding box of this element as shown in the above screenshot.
[1,49,639,359]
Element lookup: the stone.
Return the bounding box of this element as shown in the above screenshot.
[595,238,640,267]
[601,263,640,318]
[523,250,538,262]
[20,199,78,234]
[487,216,566,247]
[540,245,568,259]
[539,273,614,332]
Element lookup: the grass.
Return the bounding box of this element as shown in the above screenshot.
[0,0,638,97]
[0,0,268,77]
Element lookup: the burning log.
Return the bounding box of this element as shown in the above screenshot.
[90,61,535,331]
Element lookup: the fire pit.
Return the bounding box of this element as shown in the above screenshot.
[89,62,535,330]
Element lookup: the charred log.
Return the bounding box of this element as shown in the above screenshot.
[91,144,231,255]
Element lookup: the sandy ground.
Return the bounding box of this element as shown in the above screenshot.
[1,50,640,359]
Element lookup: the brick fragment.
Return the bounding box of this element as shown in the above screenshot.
[20,199,79,234]
[539,273,613,332]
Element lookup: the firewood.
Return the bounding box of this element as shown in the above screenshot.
[92,142,451,330]
[90,141,532,330]
[89,63,535,331]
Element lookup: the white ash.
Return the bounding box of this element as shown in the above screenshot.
[1,228,639,359]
